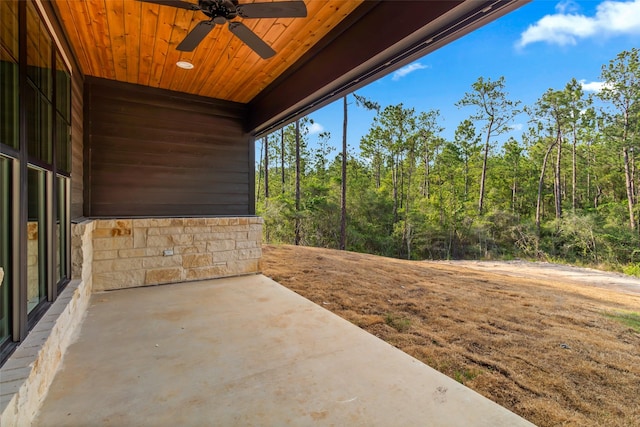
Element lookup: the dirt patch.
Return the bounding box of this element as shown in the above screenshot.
[262,244,640,427]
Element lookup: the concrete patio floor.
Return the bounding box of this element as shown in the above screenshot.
[33,275,534,426]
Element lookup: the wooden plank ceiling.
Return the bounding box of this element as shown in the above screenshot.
[52,0,363,104]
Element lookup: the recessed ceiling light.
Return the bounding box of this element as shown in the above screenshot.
[176,61,194,70]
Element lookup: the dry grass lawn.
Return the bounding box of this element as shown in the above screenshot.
[262,244,640,427]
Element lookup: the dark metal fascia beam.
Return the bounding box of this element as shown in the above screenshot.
[247,0,529,137]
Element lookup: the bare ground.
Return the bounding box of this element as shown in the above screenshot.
[262,244,640,427]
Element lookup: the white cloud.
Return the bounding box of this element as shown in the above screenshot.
[392,62,429,81]
[510,123,524,131]
[517,0,640,48]
[580,79,607,92]
[555,0,580,14]
[308,122,324,134]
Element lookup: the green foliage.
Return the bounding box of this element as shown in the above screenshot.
[622,264,640,277]
[384,313,411,332]
[604,311,640,332]
[453,368,483,384]
[256,49,640,271]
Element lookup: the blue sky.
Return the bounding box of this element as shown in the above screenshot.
[300,0,640,154]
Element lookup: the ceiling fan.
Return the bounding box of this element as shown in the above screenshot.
[138,0,307,59]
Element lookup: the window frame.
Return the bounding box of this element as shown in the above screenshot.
[0,0,72,365]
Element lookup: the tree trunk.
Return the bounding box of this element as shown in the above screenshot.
[424,150,430,199]
[256,138,264,204]
[554,130,562,219]
[294,120,301,245]
[536,140,557,234]
[572,126,577,212]
[280,128,285,195]
[511,169,517,214]
[404,147,415,259]
[623,146,636,229]
[464,158,469,201]
[340,95,347,250]
[392,153,399,223]
[264,136,269,199]
[478,118,493,215]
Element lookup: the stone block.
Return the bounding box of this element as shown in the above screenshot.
[145,219,173,227]
[92,237,133,251]
[174,243,207,254]
[238,217,249,225]
[185,265,228,280]
[224,225,251,232]
[143,255,183,268]
[118,248,147,258]
[93,250,119,260]
[212,250,235,263]
[27,222,38,240]
[207,240,236,252]
[93,270,146,291]
[93,258,143,274]
[206,217,228,226]
[184,218,207,226]
[236,259,261,274]
[93,219,117,229]
[132,219,149,228]
[93,224,132,238]
[145,247,165,257]
[170,234,194,246]
[146,235,172,248]
[133,228,148,248]
[184,226,211,234]
[238,248,262,260]
[248,231,263,243]
[147,226,184,236]
[235,240,257,249]
[193,233,217,242]
[71,222,89,237]
[182,253,213,268]
[145,267,183,285]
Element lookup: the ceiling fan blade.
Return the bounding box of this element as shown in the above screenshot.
[236,1,307,19]
[177,20,215,51]
[228,22,275,59]
[137,0,201,11]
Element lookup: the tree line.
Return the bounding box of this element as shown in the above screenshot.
[255,48,640,273]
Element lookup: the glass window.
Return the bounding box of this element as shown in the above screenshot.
[26,81,52,164]
[55,53,71,174]
[55,113,70,173]
[0,47,19,150]
[27,167,47,313]
[1,0,72,362]
[55,176,68,286]
[0,0,18,60]
[0,156,12,348]
[26,0,51,100]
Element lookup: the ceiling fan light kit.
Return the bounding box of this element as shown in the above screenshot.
[176,60,195,69]
[138,0,307,59]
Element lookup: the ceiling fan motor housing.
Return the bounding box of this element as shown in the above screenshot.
[199,0,238,20]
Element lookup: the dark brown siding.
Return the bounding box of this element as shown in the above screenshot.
[84,77,253,217]
[70,71,84,218]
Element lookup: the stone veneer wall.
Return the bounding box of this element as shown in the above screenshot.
[0,221,94,426]
[92,217,263,291]
[1,216,261,425]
